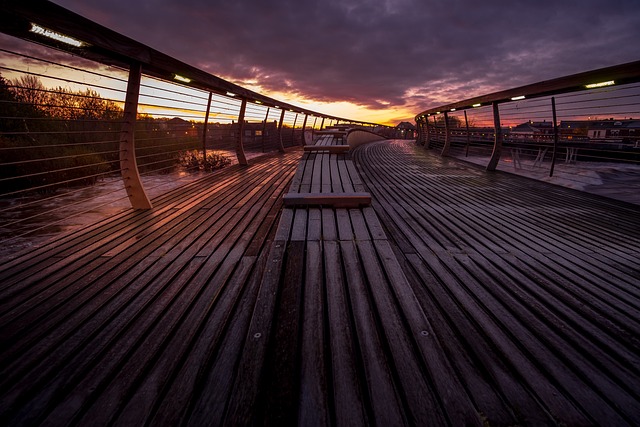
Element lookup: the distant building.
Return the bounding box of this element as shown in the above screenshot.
[586,119,640,145]
[396,121,416,139]
[163,117,198,138]
[509,121,553,142]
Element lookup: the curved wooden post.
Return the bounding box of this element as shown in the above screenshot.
[202,91,212,158]
[300,114,308,146]
[312,116,318,142]
[441,111,451,156]
[277,109,286,152]
[120,62,152,209]
[549,97,559,177]
[487,102,503,171]
[236,98,248,165]
[464,110,470,157]
[424,118,431,149]
[261,107,269,152]
[291,113,298,145]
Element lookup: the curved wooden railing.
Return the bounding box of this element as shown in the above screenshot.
[0,1,388,211]
[415,61,640,182]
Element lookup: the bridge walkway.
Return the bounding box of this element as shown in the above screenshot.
[1,139,639,425]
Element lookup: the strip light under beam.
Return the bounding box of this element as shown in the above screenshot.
[174,74,191,83]
[30,23,85,47]
[585,80,615,89]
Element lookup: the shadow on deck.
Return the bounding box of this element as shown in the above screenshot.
[1,140,639,426]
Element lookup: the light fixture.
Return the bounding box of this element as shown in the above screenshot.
[226,92,236,97]
[585,80,615,89]
[255,100,263,104]
[450,108,456,112]
[173,74,191,83]
[472,103,482,107]
[30,23,85,47]
[511,95,525,101]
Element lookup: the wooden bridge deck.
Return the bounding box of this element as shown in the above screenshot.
[1,140,639,425]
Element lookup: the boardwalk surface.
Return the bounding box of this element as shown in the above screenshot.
[353,140,640,425]
[1,139,639,426]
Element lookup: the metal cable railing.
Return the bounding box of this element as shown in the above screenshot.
[416,62,640,202]
[0,1,390,255]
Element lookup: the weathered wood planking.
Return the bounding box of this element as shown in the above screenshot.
[353,139,640,426]
[3,137,639,426]
[0,150,302,426]
[229,134,482,425]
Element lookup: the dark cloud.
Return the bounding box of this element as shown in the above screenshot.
[50,0,640,121]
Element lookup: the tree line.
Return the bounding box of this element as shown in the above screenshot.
[0,74,224,196]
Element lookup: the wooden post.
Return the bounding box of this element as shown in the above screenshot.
[320,117,325,130]
[549,97,559,177]
[312,116,318,142]
[261,107,270,153]
[424,117,431,149]
[487,102,503,171]
[432,115,438,148]
[301,114,308,146]
[236,98,248,165]
[119,62,152,209]
[464,110,470,157]
[277,109,286,152]
[202,91,212,159]
[291,113,298,145]
[441,111,451,156]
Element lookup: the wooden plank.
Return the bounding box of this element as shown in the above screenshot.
[310,151,323,194]
[283,193,371,208]
[256,240,305,425]
[291,209,308,242]
[336,157,355,193]
[184,250,269,426]
[306,208,322,242]
[323,240,368,426]
[224,240,287,425]
[320,151,331,194]
[298,240,330,425]
[338,240,405,424]
[321,208,337,241]
[329,154,343,193]
[355,239,454,425]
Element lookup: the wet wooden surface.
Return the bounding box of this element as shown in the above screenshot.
[1,139,639,426]
[353,140,640,426]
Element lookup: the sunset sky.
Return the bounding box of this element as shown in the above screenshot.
[42,0,640,125]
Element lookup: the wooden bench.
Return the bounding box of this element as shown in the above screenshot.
[283,192,371,208]
[303,145,350,154]
[222,135,481,426]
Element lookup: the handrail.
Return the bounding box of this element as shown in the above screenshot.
[416,61,640,117]
[0,0,389,215]
[414,61,640,190]
[1,1,377,126]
